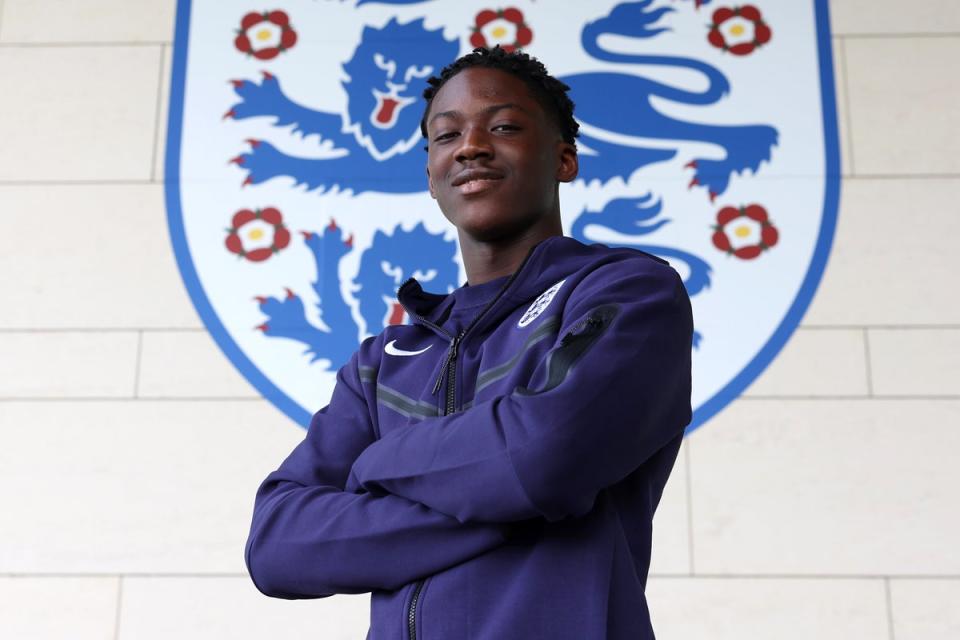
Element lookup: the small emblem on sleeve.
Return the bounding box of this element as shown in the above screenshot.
[518,279,565,328]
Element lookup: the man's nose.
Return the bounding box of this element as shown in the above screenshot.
[455,127,493,163]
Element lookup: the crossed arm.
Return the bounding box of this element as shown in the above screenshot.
[244,344,518,599]
[245,259,692,598]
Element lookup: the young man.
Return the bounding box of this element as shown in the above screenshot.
[245,47,693,639]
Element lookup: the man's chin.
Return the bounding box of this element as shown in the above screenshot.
[455,217,549,247]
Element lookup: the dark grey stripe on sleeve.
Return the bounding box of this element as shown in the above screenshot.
[376,384,440,419]
[358,366,378,382]
[474,316,560,394]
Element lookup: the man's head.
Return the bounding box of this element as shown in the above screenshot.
[420,47,579,247]
[420,47,580,148]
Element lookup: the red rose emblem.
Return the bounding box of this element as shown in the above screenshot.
[234,10,298,60]
[470,7,533,52]
[225,207,291,262]
[711,204,779,260]
[707,5,772,56]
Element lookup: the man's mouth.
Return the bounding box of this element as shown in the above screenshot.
[452,168,505,195]
[457,178,502,195]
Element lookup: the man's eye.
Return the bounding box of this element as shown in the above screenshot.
[493,124,521,132]
[433,131,458,142]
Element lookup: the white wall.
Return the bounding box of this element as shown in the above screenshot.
[1,0,958,638]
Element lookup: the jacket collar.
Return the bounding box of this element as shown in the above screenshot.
[397,236,598,325]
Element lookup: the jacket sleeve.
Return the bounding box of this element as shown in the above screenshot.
[244,343,516,599]
[346,258,693,524]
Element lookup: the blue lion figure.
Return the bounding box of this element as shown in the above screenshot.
[255,221,458,370]
[571,196,711,347]
[564,0,778,200]
[227,17,458,193]
[355,223,459,333]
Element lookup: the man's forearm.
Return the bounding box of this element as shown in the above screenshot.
[246,474,516,598]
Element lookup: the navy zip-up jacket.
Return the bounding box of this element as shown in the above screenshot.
[245,236,693,639]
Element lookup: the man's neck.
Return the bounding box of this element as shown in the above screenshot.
[459,221,563,285]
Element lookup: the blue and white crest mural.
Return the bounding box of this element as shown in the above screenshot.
[166,0,840,431]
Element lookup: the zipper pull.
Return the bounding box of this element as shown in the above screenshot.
[431,331,464,395]
[449,330,463,360]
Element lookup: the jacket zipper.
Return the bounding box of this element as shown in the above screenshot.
[406,325,462,640]
[443,330,463,414]
[407,579,424,640]
[406,327,461,640]
[400,247,541,640]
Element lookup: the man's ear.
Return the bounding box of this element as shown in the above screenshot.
[556,142,578,183]
[426,166,437,199]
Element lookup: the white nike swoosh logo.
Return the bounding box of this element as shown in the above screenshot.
[384,340,432,357]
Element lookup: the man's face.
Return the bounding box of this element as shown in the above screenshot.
[424,67,578,244]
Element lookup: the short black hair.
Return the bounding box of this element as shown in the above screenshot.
[420,46,579,147]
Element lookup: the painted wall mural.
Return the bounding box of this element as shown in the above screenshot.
[166,0,840,430]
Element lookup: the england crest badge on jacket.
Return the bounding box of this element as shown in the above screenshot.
[166,0,840,431]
